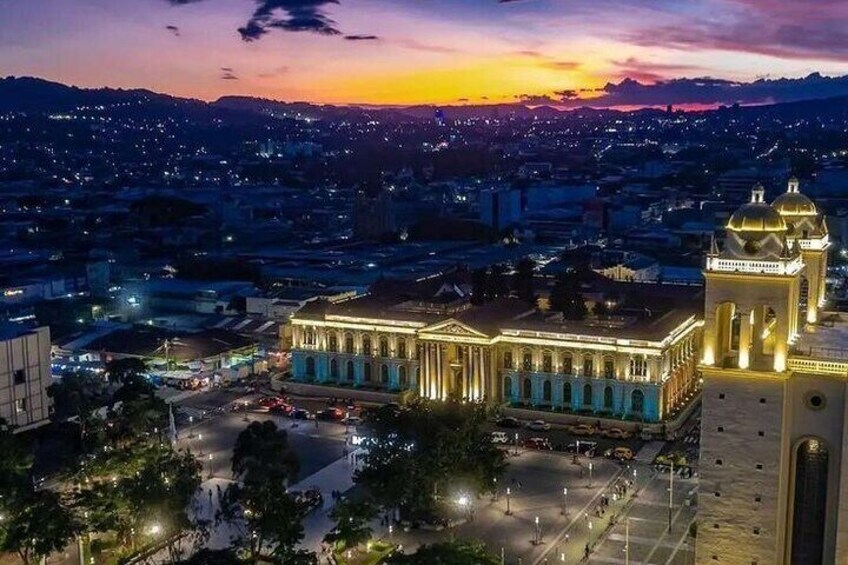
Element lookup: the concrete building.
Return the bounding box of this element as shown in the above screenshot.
[479,186,522,232]
[0,326,52,431]
[696,180,845,564]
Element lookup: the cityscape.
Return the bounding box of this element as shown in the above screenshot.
[1,1,848,564]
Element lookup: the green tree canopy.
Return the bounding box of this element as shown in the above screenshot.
[386,540,500,565]
[0,488,78,565]
[324,498,377,551]
[355,398,507,519]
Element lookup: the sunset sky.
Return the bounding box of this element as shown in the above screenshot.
[1,0,847,106]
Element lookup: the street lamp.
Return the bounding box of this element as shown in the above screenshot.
[534,516,542,545]
[505,487,512,515]
[588,463,594,488]
[561,487,568,516]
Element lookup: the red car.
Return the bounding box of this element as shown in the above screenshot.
[524,437,553,450]
[269,403,294,415]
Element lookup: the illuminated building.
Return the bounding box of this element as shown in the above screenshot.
[0,326,52,431]
[697,180,846,564]
[290,277,701,423]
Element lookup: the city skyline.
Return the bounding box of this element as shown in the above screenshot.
[2,0,848,107]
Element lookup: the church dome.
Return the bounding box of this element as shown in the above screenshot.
[727,184,786,239]
[772,177,817,217]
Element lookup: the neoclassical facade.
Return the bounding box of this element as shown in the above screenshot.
[290,281,702,423]
[696,180,848,565]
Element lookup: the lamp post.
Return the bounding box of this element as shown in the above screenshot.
[561,487,568,516]
[534,516,542,545]
[588,462,594,488]
[514,432,520,455]
[506,487,512,515]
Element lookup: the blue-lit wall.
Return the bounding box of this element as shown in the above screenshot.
[501,370,661,422]
[291,350,418,392]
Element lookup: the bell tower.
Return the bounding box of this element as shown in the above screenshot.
[702,184,803,373]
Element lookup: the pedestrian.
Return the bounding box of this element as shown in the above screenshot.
[584,543,590,559]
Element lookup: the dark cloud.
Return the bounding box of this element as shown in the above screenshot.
[165,25,180,36]
[344,34,378,41]
[220,67,239,80]
[238,0,341,41]
[515,93,559,105]
[554,89,578,99]
[610,57,703,83]
[558,73,848,108]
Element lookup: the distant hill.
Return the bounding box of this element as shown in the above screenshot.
[3,74,848,123]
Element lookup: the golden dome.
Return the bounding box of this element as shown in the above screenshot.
[726,184,786,237]
[772,191,817,217]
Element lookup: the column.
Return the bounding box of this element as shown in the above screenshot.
[478,347,485,401]
[738,309,752,369]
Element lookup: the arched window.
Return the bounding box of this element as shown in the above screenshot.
[603,357,614,379]
[604,385,613,409]
[304,329,315,346]
[362,336,372,356]
[503,350,513,369]
[631,389,644,413]
[562,353,573,375]
[398,340,407,359]
[346,360,355,381]
[583,355,594,377]
[379,337,389,358]
[522,377,532,399]
[330,359,339,379]
[328,333,338,352]
[791,439,828,564]
[563,382,572,404]
[503,376,513,399]
[363,362,372,382]
[543,380,552,402]
[630,356,646,377]
[398,366,408,388]
[380,364,389,384]
[522,351,533,371]
[344,333,354,354]
[542,351,553,373]
[583,383,592,406]
[305,356,315,377]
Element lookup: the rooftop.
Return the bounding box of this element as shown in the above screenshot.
[792,313,848,362]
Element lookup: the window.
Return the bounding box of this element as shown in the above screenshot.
[713,524,720,529]
[363,362,372,382]
[562,354,573,375]
[522,351,533,371]
[629,356,645,377]
[715,459,723,466]
[346,361,355,381]
[583,356,594,377]
[398,366,408,388]
[631,389,644,413]
[305,357,315,378]
[362,336,372,356]
[603,358,615,379]
[503,350,513,369]
[760,398,766,404]
[379,337,389,358]
[717,426,724,432]
[13,369,25,385]
[330,359,339,379]
[719,393,725,400]
[715,492,721,497]
[543,380,552,402]
[380,364,389,384]
[304,329,316,346]
[503,376,513,399]
[756,464,763,470]
[758,431,765,437]
[583,383,593,406]
[603,386,613,409]
[753,528,760,535]
[523,378,532,399]
[542,352,553,373]
[791,439,828,564]
[344,334,354,354]
[398,340,407,359]
[755,495,761,502]
[14,398,26,413]
[563,382,572,404]
[328,334,338,352]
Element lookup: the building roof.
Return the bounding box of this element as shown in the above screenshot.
[83,327,255,361]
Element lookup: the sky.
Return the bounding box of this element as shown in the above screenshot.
[1,0,847,107]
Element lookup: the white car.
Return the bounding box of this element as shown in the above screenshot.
[526,420,551,432]
[490,431,509,445]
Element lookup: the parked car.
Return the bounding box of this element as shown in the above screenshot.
[317,407,345,421]
[491,431,509,445]
[601,427,632,440]
[524,437,553,450]
[568,424,596,436]
[258,396,285,409]
[291,408,314,420]
[526,419,551,432]
[269,403,294,416]
[496,417,521,428]
[604,446,635,461]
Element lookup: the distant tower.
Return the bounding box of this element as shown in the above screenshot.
[434,108,446,126]
[771,177,829,323]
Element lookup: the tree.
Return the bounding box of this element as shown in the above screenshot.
[48,372,109,445]
[550,270,587,320]
[386,540,500,565]
[593,299,609,318]
[489,264,509,298]
[470,268,489,305]
[513,258,536,304]
[324,499,377,552]
[355,398,507,520]
[0,488,78,565]
[221,421,311,563]
[105,357,148,385]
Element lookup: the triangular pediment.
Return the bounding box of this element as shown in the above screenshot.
[419,318,488,338]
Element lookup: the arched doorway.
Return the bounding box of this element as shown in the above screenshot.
[791,438,828,564]
[604,386,613,409]
[330,359,339,379]
[631,389,644,413]
[345,360,354,382]
[542,380,552,403]
[305,357,315,378]
[503,376,513,399]
[398,366,408,388]
[522,377,532,399]
[380,364,389,385]
[363,362,372,382]
[582,383,592,407]
[563,382,572,405]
